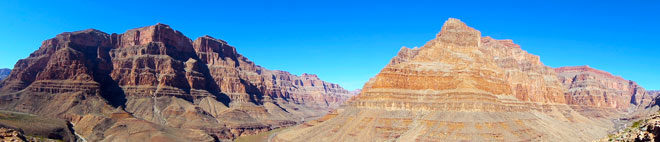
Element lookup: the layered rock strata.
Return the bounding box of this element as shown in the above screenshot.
[555,66,655,119]
[273,18,610,142]
[0,24,352,141]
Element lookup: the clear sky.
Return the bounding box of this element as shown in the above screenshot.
[0,0,658,90]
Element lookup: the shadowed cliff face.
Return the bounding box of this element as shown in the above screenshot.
[272,18,634,142]
[0,23,354,141]
[0,69,9,82]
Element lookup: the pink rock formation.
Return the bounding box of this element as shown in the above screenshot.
[555,66,652,110]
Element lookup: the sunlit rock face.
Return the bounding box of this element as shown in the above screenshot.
[0,24,352,141]
[555,66,653,110]
[555,66,655,119]
[273,18,612,142]
[556,66,652,109]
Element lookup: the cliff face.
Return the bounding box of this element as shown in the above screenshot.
[0,69,9,81]
[480,37,567,104]
[273,18,610,142]
[555,66,654,119]
[0,24,352,141]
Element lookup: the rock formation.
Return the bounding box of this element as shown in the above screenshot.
[650,90,660,95]
[349,89,361,96]
[0,110,78,142]
[0,127,27,142]
[601,112,660,141]
[273,18,611,142]
[0,24,352,141]
[555,66,655,119]
[0,68,9,81]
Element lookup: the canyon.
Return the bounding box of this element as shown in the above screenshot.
[0,18,656,142]
[272,18,658,141]
[0,24,354,141]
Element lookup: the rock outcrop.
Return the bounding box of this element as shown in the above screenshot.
[0,68,9,81]
[601,112,660,142]
[0,24,352,141]
[650,90,660,95]
[273,18,610,142]
[0,110,78,142]
[0,127,27,142]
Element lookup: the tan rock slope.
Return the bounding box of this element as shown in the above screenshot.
[273,18,614,141]
[0,24,352,141]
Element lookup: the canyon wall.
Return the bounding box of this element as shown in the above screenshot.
[0,24,352,141]
[273,18,613,142]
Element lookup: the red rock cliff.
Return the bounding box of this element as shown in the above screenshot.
[0,24,352,141]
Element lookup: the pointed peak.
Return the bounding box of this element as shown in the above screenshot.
[444,18,467,26]
[435,18,481,47]
[438,18,473,34]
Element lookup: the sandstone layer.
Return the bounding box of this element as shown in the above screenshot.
[0,24,352,141]
[273,18,611,142]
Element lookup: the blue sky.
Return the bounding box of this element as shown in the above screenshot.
[0,0,658,90]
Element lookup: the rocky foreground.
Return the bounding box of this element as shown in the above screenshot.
[602,112,660,141]
[272,18,657,141]
[0,24,355,141]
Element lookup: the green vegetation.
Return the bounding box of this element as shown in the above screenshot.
[235,127,287,142]
[631,120,643,128]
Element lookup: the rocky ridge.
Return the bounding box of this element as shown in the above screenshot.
[0,24,352,141]
[555,66,656,120]
[273,18,613,142]
[556,66,652,110]
[0,68,9,81]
